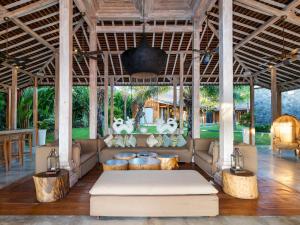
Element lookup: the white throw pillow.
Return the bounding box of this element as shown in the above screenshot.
[147,134,158,147]
[104,134,114,148]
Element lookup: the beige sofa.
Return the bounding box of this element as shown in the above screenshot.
[98,134,193,163]
[194,138,258,176]
[35,139,98,178]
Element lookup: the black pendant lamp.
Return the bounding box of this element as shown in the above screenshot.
[121,0,167,78]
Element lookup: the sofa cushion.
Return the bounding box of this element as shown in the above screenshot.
[89,170,218,196]
[104,135,114,148]
[208,142,214,156]
[147,135,158,147]
[156,135,163,147]
[163,134,172,147]
[80,152,97,164]
[177,135,187,147]
[196,151,213,164]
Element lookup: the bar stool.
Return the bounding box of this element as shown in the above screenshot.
[8,134,24,167]
[23,133,32,158]
[0,136,10,171]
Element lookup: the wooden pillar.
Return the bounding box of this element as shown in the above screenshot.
[173,78,177,119]
[33,78,38,145]
[277,90,282,117]
[179,53,184,132]
[7,87,12,129]
[249,77,255,145]
[59,0,73,170]
[89,29,98,139]
[192,19,201,138]
[11,67,18,130]
[104,52,109,135]
[270,66,278,121]
[217,0,234,178]
[54,53,60,140]
[110,77,114,127]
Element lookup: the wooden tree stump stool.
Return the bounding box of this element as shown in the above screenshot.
[33,169,70,202]
[103,159,128,171]
[222,169,258,199]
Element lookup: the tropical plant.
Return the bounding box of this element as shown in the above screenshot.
[240,112,251,127]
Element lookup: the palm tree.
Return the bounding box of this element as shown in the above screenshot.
[132,86,170,130]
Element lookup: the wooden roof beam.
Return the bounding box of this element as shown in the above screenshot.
[73,0,96,28]
[236,0,300,26]
[193,0,217,24]
[96,24,193,33]
[0,0,58,21]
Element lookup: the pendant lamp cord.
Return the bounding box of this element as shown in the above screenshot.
[142,0,145,33]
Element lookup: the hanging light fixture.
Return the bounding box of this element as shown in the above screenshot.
[121,0,167,78]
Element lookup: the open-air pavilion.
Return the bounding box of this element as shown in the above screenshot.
[0,0,300,224]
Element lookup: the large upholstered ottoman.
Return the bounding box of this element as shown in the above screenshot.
[89,170,219,217]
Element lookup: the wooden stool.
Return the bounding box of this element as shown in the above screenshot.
[157,154,179,170]
[33,169,70,202]
[222,169,258,199]
[0,137,10,171]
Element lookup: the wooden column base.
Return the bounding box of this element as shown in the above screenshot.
[33,169,70,202]
[222,169,258,199]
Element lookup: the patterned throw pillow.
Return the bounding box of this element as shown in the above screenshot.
[162,134,172,147]
[104,134,114,148]
[114,135,125,148]
[156,135,163,147]
[170,135,177,147]
[147,134,158,147]
[176,134,187,147]
[127,135,137,147]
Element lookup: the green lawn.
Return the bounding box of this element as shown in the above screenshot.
[46,124,271,145]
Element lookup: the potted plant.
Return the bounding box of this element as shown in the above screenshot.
[239,113,255,144]
[38,120,49,146]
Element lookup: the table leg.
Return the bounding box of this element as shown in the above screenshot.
[18,135,24,166]
[3,139,9,172]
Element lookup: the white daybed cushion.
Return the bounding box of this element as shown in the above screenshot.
[89,170,218,196]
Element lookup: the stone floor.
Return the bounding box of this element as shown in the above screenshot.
[257,146,300,192]
[0,147,35,189]
[0,216,300,225]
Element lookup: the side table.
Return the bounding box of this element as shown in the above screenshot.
[157,154,179,170]
[33,169,70,202]
[222,169,258,199]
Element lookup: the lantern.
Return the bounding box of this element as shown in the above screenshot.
[47,149,60,173]
[230,147,244,173]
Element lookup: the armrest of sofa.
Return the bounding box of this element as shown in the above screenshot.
[186,136,193,152]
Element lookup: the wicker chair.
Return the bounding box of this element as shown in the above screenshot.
[271,115,300,157]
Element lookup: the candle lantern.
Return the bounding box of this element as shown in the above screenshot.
[230,147,244,173]
[47,149,60,174]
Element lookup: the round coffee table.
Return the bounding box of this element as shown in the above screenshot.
[114,152,136,160]
[129,157,161,170]
[222,169,258,199]
[137,151,158,158]
[103,159,128,171]
[158,154,179,170]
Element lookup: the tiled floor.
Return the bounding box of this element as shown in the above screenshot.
[0,147,35,189]
[257,146,300,192]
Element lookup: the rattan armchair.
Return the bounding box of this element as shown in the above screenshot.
[271,115,300,157]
